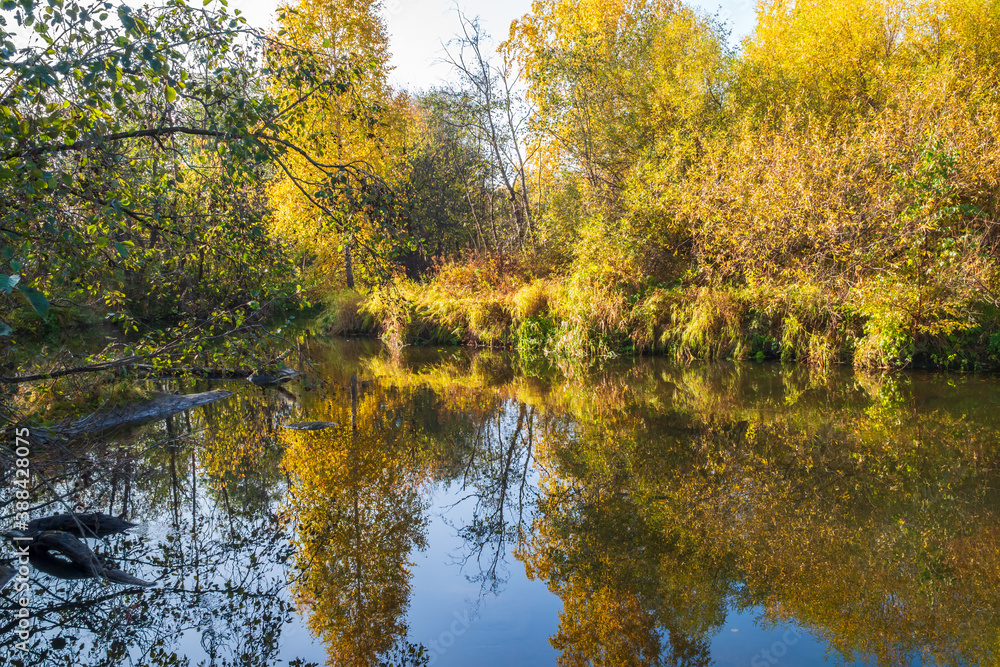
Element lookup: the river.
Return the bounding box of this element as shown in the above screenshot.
[3,337,998,666]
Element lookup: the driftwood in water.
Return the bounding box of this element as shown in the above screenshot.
[133,365,303,385]
[248,367,303,387]
[283,421,338,431]
[14,390,231,446]
[62,390,232,438]
[24,531,155,586]
[27,512,137,538]
[31,531,103,578]
[130,365,255,380]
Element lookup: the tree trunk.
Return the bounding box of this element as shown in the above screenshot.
[344,240,355,289]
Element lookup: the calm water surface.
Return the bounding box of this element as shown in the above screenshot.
[3,338,999,666]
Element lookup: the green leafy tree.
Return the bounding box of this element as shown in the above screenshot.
[0,0,399,380]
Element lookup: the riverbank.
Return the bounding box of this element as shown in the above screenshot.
[317,261,1000,371]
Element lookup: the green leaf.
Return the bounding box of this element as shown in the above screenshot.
[114,241,129,258]
[0,321,10,337]
[165,85,176,102]
[16,284,48,317]
[96,236,109,248]
[0,273,19,294]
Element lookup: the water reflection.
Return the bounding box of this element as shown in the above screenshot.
[2,341,1000,666]
[0,386,296,667]
[364,353,1000,666]
[280,374,429,666]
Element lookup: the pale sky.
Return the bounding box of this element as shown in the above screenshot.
[230,0,757,93]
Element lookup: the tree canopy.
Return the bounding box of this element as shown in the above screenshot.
[7,0,1000,372]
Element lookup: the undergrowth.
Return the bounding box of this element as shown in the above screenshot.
[314,258,1000,370]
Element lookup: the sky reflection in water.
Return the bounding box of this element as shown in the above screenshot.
[2,339,996,666]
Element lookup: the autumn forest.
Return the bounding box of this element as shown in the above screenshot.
[2,0,1000,371]
[3,1,1000,665]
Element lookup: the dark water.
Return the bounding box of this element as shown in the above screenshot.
[3,338,1000,666]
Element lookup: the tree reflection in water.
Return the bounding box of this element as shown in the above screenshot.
[368,353,1000,666]
[280,373,429,667]
[0,385,298,667]
[3,342,1000,666]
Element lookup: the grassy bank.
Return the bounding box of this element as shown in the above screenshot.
[314,259,1000,371]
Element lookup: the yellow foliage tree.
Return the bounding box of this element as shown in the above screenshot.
[507,0,729,285]
[268,0,410,290]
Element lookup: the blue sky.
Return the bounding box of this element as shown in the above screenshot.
[232,0,758,92]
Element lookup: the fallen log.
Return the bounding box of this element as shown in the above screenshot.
[129,365,255,380]
[31,530,105,578]
[283,421,338,431]
[27,512,137,538]
[22,390,233,444]
[63,390,232,437]
[11,530,156,586]
[248,367,304,386]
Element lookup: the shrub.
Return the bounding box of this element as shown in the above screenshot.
[317,290,375,336]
